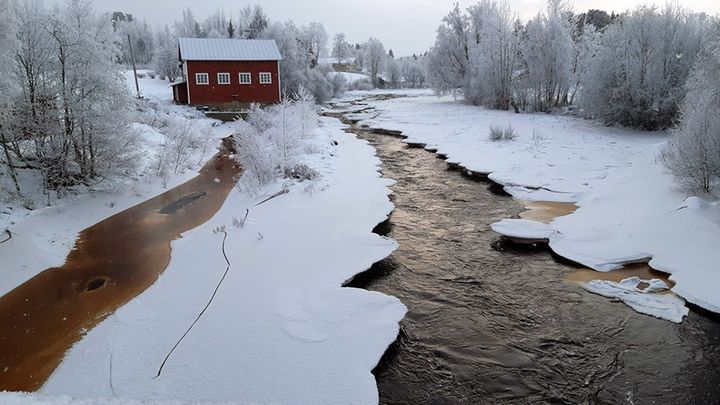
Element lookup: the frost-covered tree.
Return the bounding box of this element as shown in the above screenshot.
[426,3,469,96]
[239,5,268,39]
[115,18,155,65]
[514,0,574,111]
[663,42,720,194]
[0,0,21,197]
[263,22,335,102]
[227,20,235,38]
[400,56,426,88]
[203,10,228,39]
[153,26,180,81]
[174,9,199,38]
[362,37,385,87]
[2,0,137,199]
[427,1,518,108]
[578,5,710,129]
[385,56,401,88]
[464,1,518,109]
[298,22,328,68]
[331,33,353,63]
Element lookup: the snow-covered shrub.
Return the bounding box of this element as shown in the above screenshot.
[663,43,720,194]
[156,119,205,178]
[330,73,348,98]
[284,163,319,182]
[232,95,320,190]
[531,129,546,150]
[488,125,517,142]
[233,120,280,190]
[350,79,373,91]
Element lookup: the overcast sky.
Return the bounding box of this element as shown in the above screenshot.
[93,0,720,56]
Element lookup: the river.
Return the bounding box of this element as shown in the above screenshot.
[344,121,720,404]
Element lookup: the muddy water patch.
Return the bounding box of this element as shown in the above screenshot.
[0,143,241,392]
[520,200,577,224]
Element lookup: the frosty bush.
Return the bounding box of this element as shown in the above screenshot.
[232,91,319,189]
[663,44,720,194]
[489,125,517,142]
[156,119,205,177]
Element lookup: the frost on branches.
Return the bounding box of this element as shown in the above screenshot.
[425,1,715,129]
[0,0,137,206]
[231,88,319,191]
[664,42,720,195]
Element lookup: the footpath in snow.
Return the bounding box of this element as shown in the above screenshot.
[0,75,405,403]
[329,90,720,322]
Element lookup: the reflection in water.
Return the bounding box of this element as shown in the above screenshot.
[0,141,241,392]
[348,128,720,404]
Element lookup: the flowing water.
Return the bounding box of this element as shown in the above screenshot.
[346,127,720,404]
[0,140,241,392]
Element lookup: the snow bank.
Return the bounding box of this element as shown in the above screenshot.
[336,90,720,318]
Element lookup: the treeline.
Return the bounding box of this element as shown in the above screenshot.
[427,1,720,194]
[427,0,718,130]
[330,34,426,89]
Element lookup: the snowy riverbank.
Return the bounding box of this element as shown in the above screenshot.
[329,90,720,321]
[0,76,405,403]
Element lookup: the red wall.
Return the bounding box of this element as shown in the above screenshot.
[186,60,280,106]
[172,82,188,104]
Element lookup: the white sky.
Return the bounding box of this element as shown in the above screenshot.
[93,0,720,56]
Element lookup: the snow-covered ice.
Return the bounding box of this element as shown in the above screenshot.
[335,90,720,319]
[490,219,553,243]
[579,277,689,323]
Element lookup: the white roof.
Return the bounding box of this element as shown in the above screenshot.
[178,38,282,61]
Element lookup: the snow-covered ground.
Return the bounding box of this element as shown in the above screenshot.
[0,74,405,403]
[329,90,720,322]
[336,71,370,85]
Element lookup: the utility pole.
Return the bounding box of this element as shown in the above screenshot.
[128,34,140,99]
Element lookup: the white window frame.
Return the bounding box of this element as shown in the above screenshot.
[195,73,209,85]
[239,72,252,85]
[217,72,231,85]
[259,72,272,84]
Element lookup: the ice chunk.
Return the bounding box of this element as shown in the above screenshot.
[491,219,553,242]
[580,277,689,323]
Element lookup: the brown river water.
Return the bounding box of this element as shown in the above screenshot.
[344,124,720,404]
[0,141,241,392]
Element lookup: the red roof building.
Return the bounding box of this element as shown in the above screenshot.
[172,38,282,109]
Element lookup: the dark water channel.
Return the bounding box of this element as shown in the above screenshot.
[347,127,720,404]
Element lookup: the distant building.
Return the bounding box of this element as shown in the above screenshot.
[171,38,282,109]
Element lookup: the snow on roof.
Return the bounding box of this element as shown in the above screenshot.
[178,38,282,61]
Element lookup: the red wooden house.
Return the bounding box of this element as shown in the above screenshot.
[171,38,282,109]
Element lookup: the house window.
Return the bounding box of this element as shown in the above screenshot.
[259,72,272,84]
[217,72,231,85]
[195,73,209,85]
[239,72,252,84]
